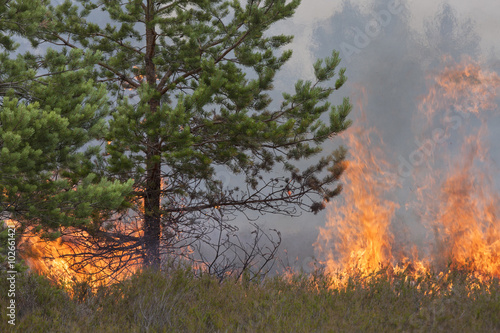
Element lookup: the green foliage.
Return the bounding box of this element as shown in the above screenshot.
[4,0,353,268]
[34,1,350,192]
[0,267,498,332]
[0,7,133,237]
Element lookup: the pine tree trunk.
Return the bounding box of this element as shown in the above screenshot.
[144,138,161,269]
[143,0,161,269]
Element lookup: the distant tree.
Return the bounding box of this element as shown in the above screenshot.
[7,0,352,275]
[0,0,132,240]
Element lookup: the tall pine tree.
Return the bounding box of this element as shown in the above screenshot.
[8,0,352,271]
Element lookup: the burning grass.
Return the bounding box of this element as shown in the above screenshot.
[0,265,498,332]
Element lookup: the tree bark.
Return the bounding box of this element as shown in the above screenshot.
[143,0,161,269]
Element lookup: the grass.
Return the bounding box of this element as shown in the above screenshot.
[0,264,499,332]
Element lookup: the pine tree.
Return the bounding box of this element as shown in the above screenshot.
[0,0,132,239]
[8,0,352,271]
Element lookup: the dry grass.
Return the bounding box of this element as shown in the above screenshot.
[0,263,499,332]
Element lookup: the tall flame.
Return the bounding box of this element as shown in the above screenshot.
[316,90,399,276]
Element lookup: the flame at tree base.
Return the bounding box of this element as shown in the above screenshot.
[14,226,140,293]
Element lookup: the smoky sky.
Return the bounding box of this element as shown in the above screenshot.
[271,0,500,269]
[310,0,486,162]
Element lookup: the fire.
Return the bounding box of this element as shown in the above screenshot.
[315,106,399,276]
[17,223,141,292]
[315,57,500,285]
[420,58,500,120]
[432,155,500,277]
[415,57,500,278]
[12,176,209,291]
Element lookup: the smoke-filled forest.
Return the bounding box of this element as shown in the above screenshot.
[1,0,499,331]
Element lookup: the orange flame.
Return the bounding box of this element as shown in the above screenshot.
[315,57,500,285]
[315,104,400,276]
[18,222,141,292]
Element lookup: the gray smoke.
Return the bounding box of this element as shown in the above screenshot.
[275,0,500,271]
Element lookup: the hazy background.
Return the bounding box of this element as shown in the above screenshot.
[262,0,500,270]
